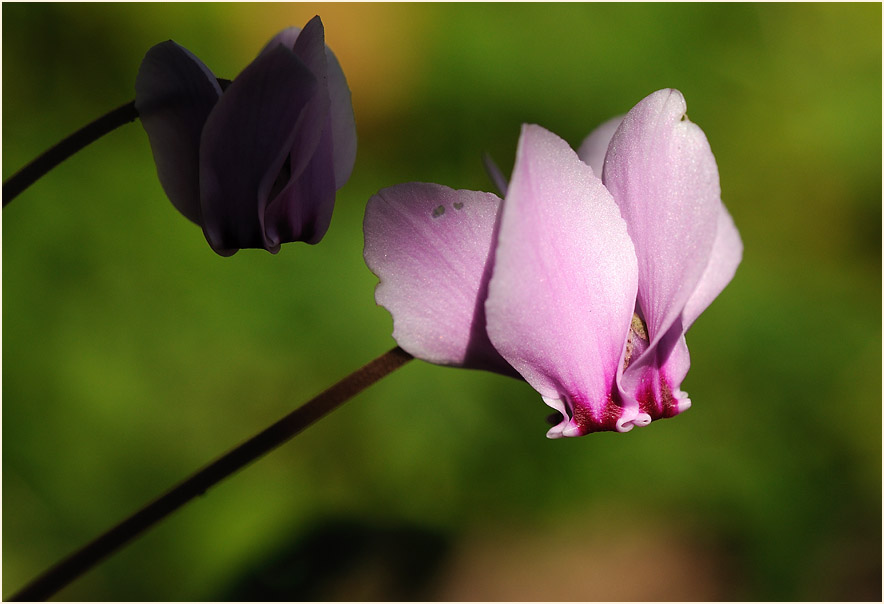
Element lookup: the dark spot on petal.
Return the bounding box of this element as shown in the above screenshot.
[432,205,445,218]
[453,201,464,210]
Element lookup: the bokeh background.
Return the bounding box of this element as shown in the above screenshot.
[3,3,881,601]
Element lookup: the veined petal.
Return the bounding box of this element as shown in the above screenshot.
[576,114,623,177]
[603,89,721,354]
[682,203,743,330]
[485,125,641,436]
[199,44,317,255]
[363,183,515,375]
[135,41,222,224]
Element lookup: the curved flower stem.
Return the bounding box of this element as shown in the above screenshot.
[2,101,139,207]
[8,346,413,602]
[2,78,233,207]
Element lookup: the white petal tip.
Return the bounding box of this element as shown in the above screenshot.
[674,394,692,415]
[615,411,653,432]
[545,426,565,439]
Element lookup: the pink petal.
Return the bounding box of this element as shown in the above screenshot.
[363,183,515,375]
[682,203,743,330]
[603,89,721,352]
[576,114,623,177]
[198,45,317,255]
[482,152,509,196]
[623,326,693,422]
[135,41,222,225]
[485,125,641,436]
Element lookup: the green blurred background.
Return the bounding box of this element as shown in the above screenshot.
[3,3,881,600]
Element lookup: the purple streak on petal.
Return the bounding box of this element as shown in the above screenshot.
[604,89,721,362]
[135,40,221,225]
[199,44,317,255]
[482,152,509,197]
[485,125,642,437]
[363,183,515,375]
[576,114,623,178]
[682,203,743,330]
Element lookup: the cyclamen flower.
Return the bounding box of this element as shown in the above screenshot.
[364,89,742,437]
[136,16,356,256]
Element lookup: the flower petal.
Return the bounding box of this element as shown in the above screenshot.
[324,39,357,189]
[135,40,222,225]
[576,114,622,177]
[624,323,693,422]
[263,16,337,247]
[482,152,509,197]
[287,16,330,181]
[261,18,356,190]
[682,203,743,330]
[198,44,317,255]
[264,113,337,246]
[364,183,515,375]
[603,89,721,352]
[485,125,641,436]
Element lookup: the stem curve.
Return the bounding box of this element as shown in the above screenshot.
[8,346,413,601]
[3,101,139,207]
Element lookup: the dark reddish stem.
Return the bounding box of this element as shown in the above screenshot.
[7,346,413,601]
[2,78,232,207]
[2,101,139,206]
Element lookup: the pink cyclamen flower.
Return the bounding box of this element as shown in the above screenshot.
[136,16,356,256]
[364,89,742,437]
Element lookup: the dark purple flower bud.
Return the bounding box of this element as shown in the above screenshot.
[136,16,356,255]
